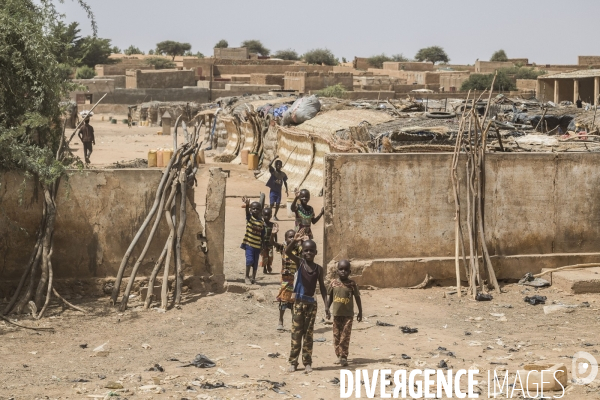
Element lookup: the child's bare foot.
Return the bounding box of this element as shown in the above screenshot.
[288,364,297,373]
[244,277,251,285]
[304,364,312,373]
[340,358,348,367]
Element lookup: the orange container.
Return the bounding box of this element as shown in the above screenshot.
[240,149,249,165]
[247,153,259,170]
[163,148,173,166]
[156,149,164,167]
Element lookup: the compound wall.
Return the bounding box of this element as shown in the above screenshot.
[324,153,600,287]
[0,170,208,282]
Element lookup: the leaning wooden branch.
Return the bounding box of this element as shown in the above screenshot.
[0,315,55,332]
[110,120,205,311]
[534,263,600,277]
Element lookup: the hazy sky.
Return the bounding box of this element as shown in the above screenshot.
[55,0,599,65]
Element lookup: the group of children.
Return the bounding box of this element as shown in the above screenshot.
[240,156,363,372]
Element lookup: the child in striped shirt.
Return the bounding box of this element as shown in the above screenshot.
[241,197,264,284]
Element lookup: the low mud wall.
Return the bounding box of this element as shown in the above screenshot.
[0,169,211,294]
[324,153,600,287]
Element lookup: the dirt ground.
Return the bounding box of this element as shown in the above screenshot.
[2,118,600,400]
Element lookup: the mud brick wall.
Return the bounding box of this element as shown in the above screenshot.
[126,69,196,89]
[0,169,207,281]
[324,153,600,287]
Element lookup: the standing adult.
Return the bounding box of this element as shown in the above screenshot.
[78,117,95,164]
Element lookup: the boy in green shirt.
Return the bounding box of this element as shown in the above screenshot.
[327,260,362,367]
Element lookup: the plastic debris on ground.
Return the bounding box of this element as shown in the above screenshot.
[524,295,547,305]
[179,354,216,368]
[518,273,550,288]
[400,326,418,334]
[475,293,493,301]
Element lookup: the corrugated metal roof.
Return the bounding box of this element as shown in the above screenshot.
[539,69,600,79]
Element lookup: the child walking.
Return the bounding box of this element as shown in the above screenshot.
[285,229,330,373]
[260,207,275,274]
[327,260,362,367]
[271,226,299,331]
[240,196,264,284]
[266,156,288,221]
[290,189,324,239]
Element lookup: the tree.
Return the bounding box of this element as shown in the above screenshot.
[273,49,300,60]
[111,46,121,54]
[214,39,228,48]
[144,57,176,70]
[491,50,508,62]
[317,84,347,98]
[183,50,204,58]
[303,48,337,66]
[148,49,155,55]
[392,53,409,62]
[1,0,96,317]
[414,46,449,64]
[241,39,270,56]
[75,65,95,79]
[490,49,508,62]
[460,71,515,91]
[49,21,84,65]
[498,66,545,79]
[367,53,393,69]
[79,36,114,67]
[155,40,191,60]
[124,45,143,55]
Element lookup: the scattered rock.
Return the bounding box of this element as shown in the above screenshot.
[104,381,123,389]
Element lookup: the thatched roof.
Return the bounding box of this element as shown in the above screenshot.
[280,109,394,140]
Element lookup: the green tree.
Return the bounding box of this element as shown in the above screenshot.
[148,49,155,55]
[303,48,337,66]
[1,0,96,316]
[144,56,176,69]
[460,72,516,91]
[111,45,121,54]
[214,39,228,48]
[392,53,409,62]
[183,50,204,58]
[490,49,508,62]
[156,40,191,60]
[79,36,114,67]
[498,66,545,79]
[273,49,300,60]
[75,65,95,79]
[316,84,347,98]
[49,21,84,65]
[367,53,393,69]
[241,39,270,56]
[414,46,450,64]
[124,45,143,55]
